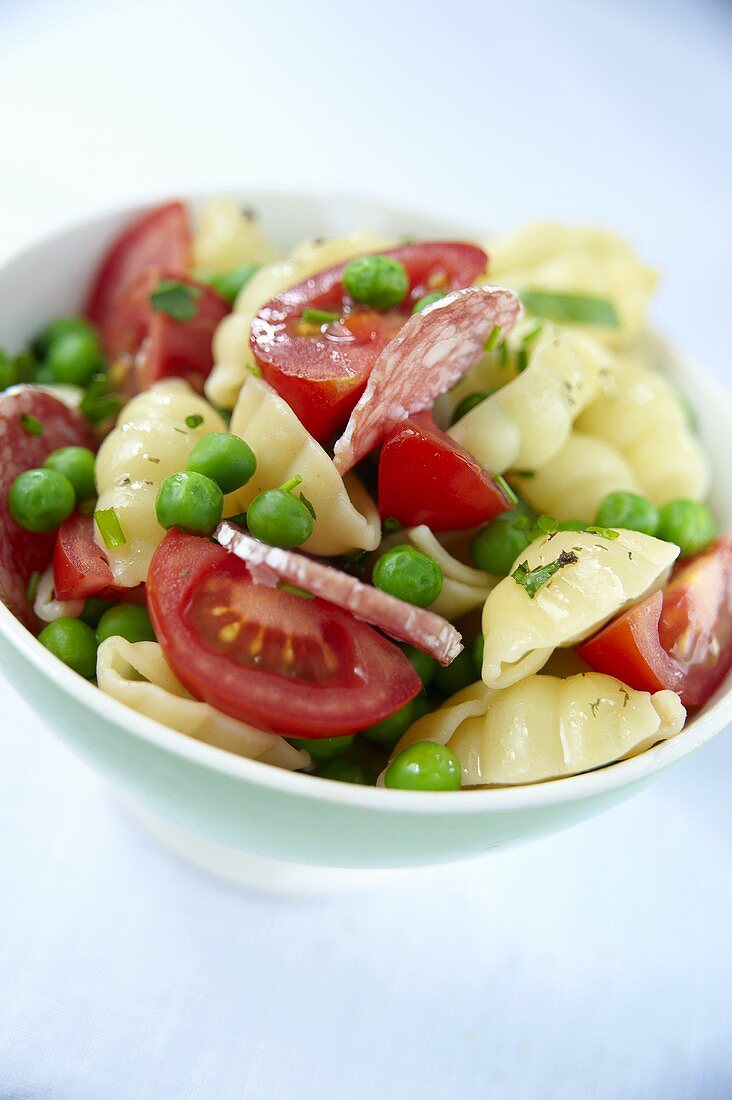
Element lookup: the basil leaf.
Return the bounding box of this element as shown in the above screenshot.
[521,290,620,328]
[150,280,202,322]
[512,549,579,598]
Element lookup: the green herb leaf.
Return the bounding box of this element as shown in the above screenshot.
[245,362,263,377]
[26,570,40,603]
[299,491,317,519]
[278,582,316,600]
[590,698,602,718]
[484,324,502,352]
[94,508,127,549]
[586,525,621,540]
[185,414,204,429]
[149,280,202,322]
[516,348,529,373]
[511,549,579,598]
[521,322,544,348]
[20,413,43,436]
[194,263,260,305]
[494,475,519,506]
[514,469,536,479]
[382,517,403,533]
[301,307,340,326]
[521,289,620,328]
[531,514,559,539]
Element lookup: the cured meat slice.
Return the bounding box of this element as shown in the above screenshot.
[333,286,522,474]
[215,521,463,666]
[0,387,95,630]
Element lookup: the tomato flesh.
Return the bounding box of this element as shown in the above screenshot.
[86,201,190,344]
[578,536,732,708]
[53,512,146,604]
[147,530,421,737]
[378,411,515,531]
[106,268,229,396]
[251,242,488,442]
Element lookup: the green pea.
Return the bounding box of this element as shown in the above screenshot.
[156,471,224,536]
[289,734,355,762]
[361,698,415,745]
[187,432,256,494]
[470,506,536,575]
[594,491,659,536]
[194,263,260,305]
[317,759,375,785]
[246,482,314,548]
[471,633,485,676]
[46,330,104,387]
[372,546,443,607]
[79,596,116,628]
[412,292,445,314]
[385,741,461,791]
[38,617,98,679]
[450,389,496,425]
[14,351,37,383]
[342,255,409,310]
[657,499,717,558]
[557,519,587,532]
[43,446,96,501]
[97,604,156,645]
[34,365,54,384]
[433,647,476,696]
[33,316,99,358]
[9,468,75,532]
[400,643,438,686]
[0,348,18,391]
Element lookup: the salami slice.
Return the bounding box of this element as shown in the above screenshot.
[215,521,463,665]
[0,387,95,630]
[332,286,522,474]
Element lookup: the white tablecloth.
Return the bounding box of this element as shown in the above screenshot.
[1,1,731,1096]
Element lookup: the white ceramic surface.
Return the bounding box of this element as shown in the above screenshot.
[0,191,730,876]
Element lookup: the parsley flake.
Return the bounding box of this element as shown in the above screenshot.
[484,324,502,352]
[590,698,602,718]
[512,549,579,599]
[20,413,43,436]
[586,525,620,541]
[149,280,202,322]
[521,289,620,328]
[299,491,317,519]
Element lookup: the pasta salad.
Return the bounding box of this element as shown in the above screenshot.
[1,197,729,791]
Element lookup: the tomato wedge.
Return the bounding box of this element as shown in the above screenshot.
[106,268,229,396]
[53,512,146,604]
[578,536,732,708]
[86,201,191,343]
[147,530,421,737]
[378,411,515,531]
[251,242,488,442]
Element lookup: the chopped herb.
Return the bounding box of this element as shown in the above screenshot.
[149,279,202,322]
[246,362,263,377]
[515,469,536,479]
[301,307,340,326]
[26,571,40,603]
[20,413,43,436]
[586,525,620,541]
[620,688,630,708]
[590,698,602,718]
[511,549,579,598]
[521,322,544,348]
[185,414,204,429]
[146,455,161,464]
[278,582,315,600]
[94,508,127,549]
[173,426,187,435]
[383,517,403,533]
[299,491,316,519]
[226,512,248,527]
[484,324,501,352]
[495,475,519,506]
[194,263,260,305]
[496,341,509,367]
[80,374,123,424]
[531,514,559,539]
[521,289,621,328]
[516,348,529,373]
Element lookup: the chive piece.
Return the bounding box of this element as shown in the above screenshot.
[516,348,529,373]
[26,570,40,603]
[301,307,340,326]
[484,324,501,351]
[278,582,315,600]
[299,492,316,519]
[521,290,620,328]
[586,525,621,540]
[515,469,536,478]
[149,280,202,322]
[512,549,579,599]
[94,508,127,549]
[20,413,43,436]
[497,341,509,367]
[185,414,204,429]
[245,362,263,377]
[521,322,544,347]
[494,475,519,506]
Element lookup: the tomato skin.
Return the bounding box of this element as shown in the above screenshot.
[251,242,488,442]
[147,530,421,737]
[106,269,229,396]
[53,512,146,604]
[378,412,514,531]
[578,536,732,708]
[86,201,190,343]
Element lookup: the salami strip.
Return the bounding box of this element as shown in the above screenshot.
[215,521,463,665]
[333,286,522,474]
[0,387,95,630]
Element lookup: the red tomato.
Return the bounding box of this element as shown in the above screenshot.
[251,242,488,442]
[147,530,421,737]
[106,269,229,396]
[86,201,191,343]
[378,411,515,531]
[53,512,146,604]
[578,536,732,708]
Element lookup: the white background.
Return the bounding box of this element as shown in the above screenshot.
[1,1,731,1097]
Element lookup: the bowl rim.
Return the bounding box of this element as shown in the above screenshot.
[1,188,731,817]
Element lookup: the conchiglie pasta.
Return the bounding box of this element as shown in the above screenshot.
[192,197,279,273]
[511,432,642,521]
[205,230,393,410]
[97,638,308,770]
[227,373,380,556]
[481,529,679,689]
[577,357,711,505]
[484,222,657,348]
[448,325,613,474]
[94,380,227,587]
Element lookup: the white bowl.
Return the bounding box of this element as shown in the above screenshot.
[0,190,730,884]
